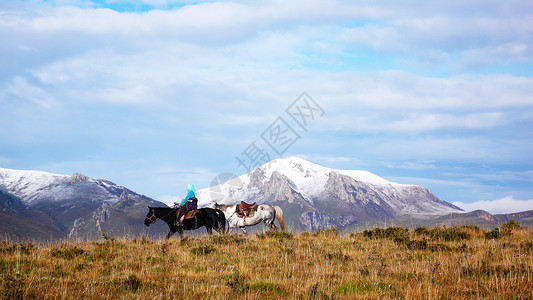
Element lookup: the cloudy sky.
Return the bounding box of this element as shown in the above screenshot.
[1,0,532,213]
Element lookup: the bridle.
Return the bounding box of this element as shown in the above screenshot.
[146,207,180,224]
[145,208,157,224]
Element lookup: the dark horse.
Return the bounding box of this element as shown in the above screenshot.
[144,207,226,239]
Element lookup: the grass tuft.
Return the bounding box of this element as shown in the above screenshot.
[249,281,285,295]
[313,227,339,237]
[209,234,246,245]
[191,244,216,255]
[226,269,248,293]
[1,274,25,299]
[257,230,294,240]
[50,245,85,260]
[337,280,391,294]
[122,274,142,292]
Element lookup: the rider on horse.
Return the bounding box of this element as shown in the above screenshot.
[175,183,198,225]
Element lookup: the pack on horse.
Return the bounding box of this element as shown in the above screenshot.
[144,206,226,239]
[214,201,285,234]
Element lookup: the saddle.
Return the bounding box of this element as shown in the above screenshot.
[184,209,200,220]
[176,197,199,226]
[236,201,257,218]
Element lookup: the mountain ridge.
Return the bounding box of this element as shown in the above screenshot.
[196,156,463,230]
[1,161,531,240]
[0,167,169,241]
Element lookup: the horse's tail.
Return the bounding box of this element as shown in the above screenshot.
[274,206,285,231]
[216,209,226,234]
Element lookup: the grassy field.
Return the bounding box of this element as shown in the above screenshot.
[1,222,532,299]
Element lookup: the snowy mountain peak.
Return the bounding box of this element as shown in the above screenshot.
[0,167,68,183]
[0,167,168,240]
[198,156,421,206]
[70,172,89,184]
[0,167,70,201]
[196,156,462,230]
[252,156,407,197]
[266,156,402,184]
[0,167,113,205]
[265,156,330,176]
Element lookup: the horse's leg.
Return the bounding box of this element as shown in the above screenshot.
[240,226,248,234]
[270,222,278,231]
[226,218,236,234]
[263,217,277,231]
[166,230,175,239]
[212,219,220,234]
[270,218,278,231]
[206,226,213,235]
[165,220,180,239]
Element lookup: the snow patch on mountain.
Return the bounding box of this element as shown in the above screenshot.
[0,167,122,205]
[0,168,70,203]
[263,156,412,196]
[197,156,416,206]
[195,156,462,230]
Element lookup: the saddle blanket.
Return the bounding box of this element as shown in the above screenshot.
[184,209,199,219]
[236,203,257,218]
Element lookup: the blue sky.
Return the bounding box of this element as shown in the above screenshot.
[1,0,533,213]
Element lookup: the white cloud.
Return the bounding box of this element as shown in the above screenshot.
[341,111,508,133]
[0,155,11,165]
[2,1,388,44]
[453,196,533,214]
[156,195,180,206]
[1,0,533,203]
[154,167,220,205]
[296,154,363,166]
[471,171,533,183]
[2,76,56,108]
[154,167,219,188]
[340,11,533,67]
[389,176,475,188]
[463,43,533,68]
[383,161,436,170]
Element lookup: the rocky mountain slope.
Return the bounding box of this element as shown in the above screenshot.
[0,168,169,240]
[415,209,533,228]
[196,156,463,230]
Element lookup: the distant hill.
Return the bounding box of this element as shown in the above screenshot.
[0,188,63,240]
[413,209,533,228]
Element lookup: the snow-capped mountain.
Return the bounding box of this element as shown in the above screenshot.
[1,168,126,205]
[0,168,168,240]
[197,156,463,230]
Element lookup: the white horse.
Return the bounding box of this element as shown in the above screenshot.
[214,203,285,234]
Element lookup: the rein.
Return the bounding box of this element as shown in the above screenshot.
[146,208,178,224]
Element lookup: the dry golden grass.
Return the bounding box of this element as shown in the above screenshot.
[1,225,532,299]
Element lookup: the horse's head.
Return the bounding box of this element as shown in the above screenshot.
[145,207,156,226]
